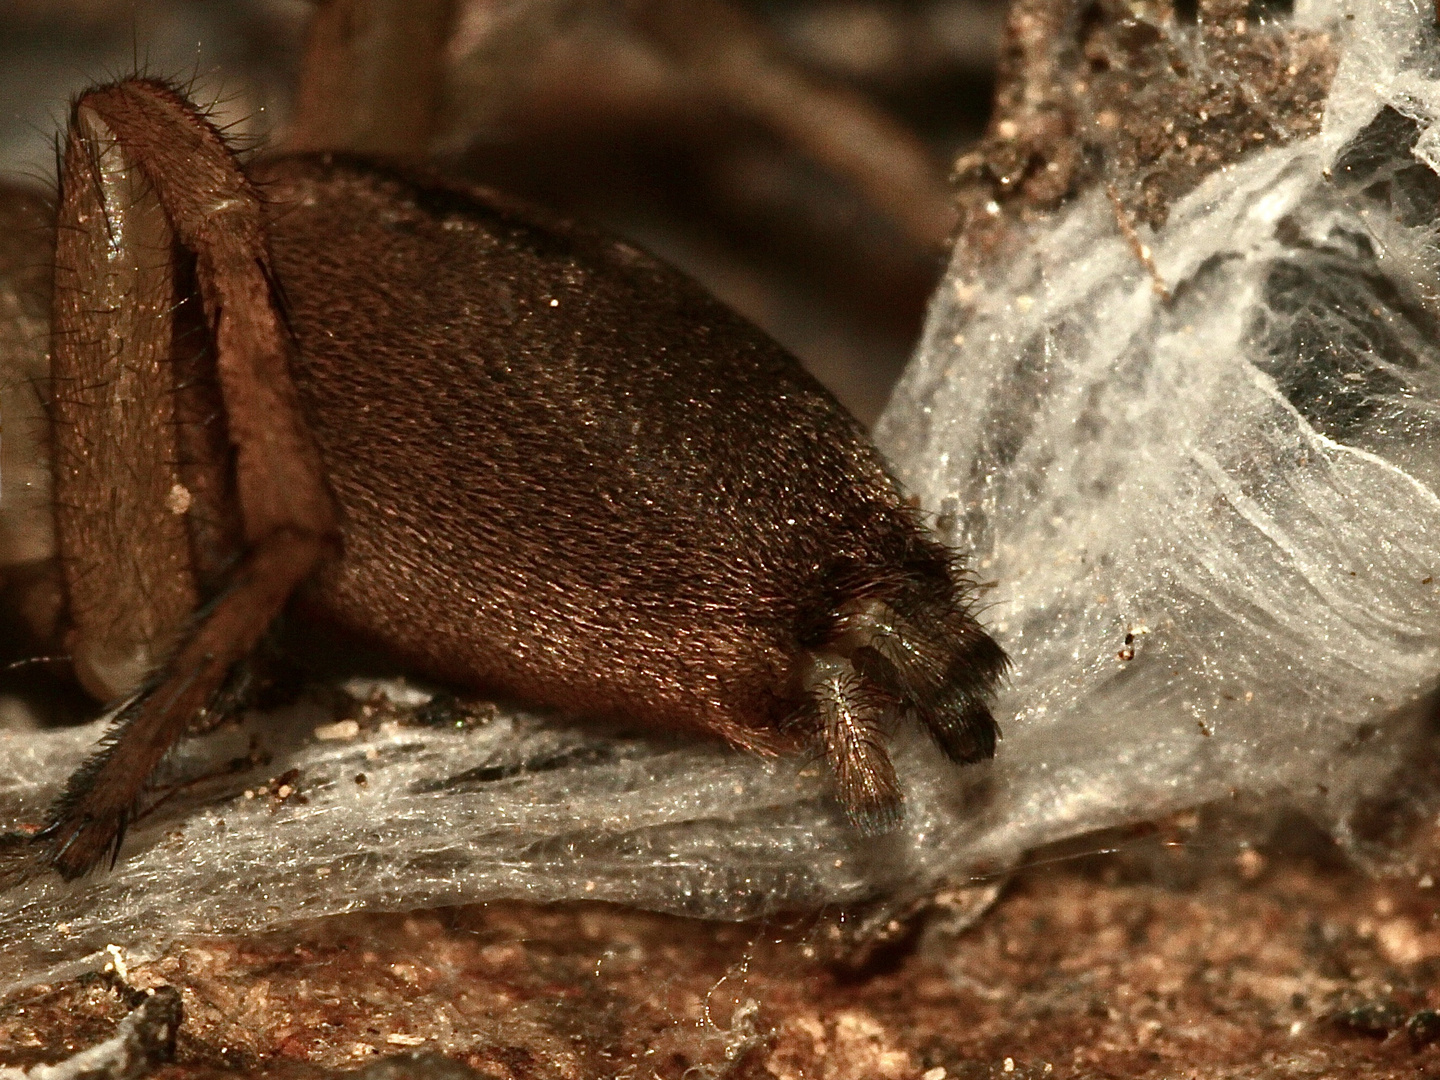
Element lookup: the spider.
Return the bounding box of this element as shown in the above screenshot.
[0,6,1005,881]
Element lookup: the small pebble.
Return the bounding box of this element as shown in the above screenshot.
[315,719,361,741]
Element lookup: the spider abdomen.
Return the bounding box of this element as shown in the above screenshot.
[262,155,1006,824]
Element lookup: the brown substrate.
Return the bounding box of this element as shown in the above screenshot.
[3,831,1439,1079]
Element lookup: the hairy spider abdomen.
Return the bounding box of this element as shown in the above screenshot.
[258,156,1005,821]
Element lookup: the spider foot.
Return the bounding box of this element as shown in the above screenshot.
[0,828,44,888]
[37,807,132,881]
[0,808,128,884]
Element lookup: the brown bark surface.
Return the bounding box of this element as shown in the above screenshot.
[4,835,1440,1079]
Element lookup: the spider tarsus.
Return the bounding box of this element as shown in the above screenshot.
[0,806,127,884]
[39,696,148,878]
[46,815,123,881]
[0,829,44,888]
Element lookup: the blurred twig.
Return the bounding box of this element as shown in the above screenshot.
[289,0,459,154]
[626,0,958,249]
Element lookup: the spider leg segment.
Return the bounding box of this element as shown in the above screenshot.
[39,80,337,880]
[44,534,324,878]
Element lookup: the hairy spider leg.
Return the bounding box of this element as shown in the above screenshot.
[41,79,337,879]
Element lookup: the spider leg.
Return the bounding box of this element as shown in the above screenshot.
[44,532,320,879]
[37,79,337,880]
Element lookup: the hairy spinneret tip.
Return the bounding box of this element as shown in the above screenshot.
[845,792,906,837]
[927,697,1000,764]
[803,553,1006,830]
